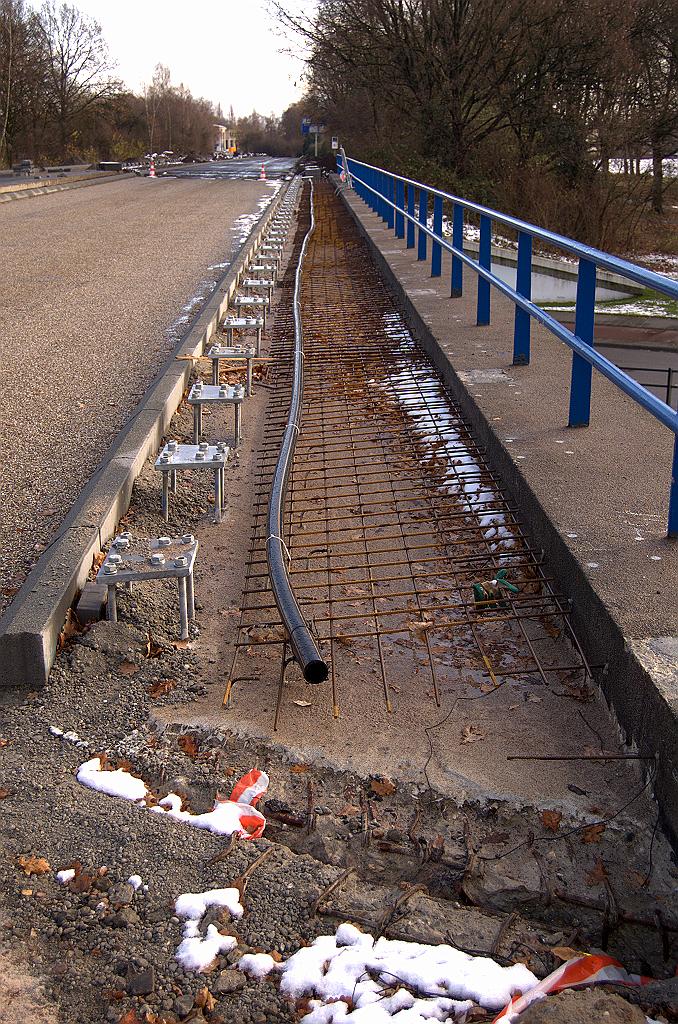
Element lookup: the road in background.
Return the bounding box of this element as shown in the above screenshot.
[0,173,280,615]
[164,156,297,180]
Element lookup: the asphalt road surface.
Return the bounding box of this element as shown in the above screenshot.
[164,156,297,180]
[0,173,282,617]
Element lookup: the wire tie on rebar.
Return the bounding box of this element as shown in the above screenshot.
[267,533,291,568]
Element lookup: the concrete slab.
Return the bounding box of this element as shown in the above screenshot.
[335,182,678,839]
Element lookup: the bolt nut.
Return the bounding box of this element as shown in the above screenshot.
[113,536,130,550]
[217,442,228,453]
[199,442,208,452]
[158,536,171,547]
[174,556,188,568]
[167,440,178,451]
[103,564,117,576]
[150,553,165,565]
[109,552,122,565]
[182,534,194,545]
[160,454,171,464]
[219,387,228,397]
[195,451,206,461]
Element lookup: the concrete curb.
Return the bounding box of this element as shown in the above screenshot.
[0,179,292,689]
[0,173,126,204]
[333,180,678,845]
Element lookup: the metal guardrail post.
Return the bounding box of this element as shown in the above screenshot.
[669,439,678,537]
[451,204,463,297]
[513,231,532,365]
[418,188,428,261]
[568,258,597,427]
[477,214,492,325]
[395,179,405,239]
[386,174,395,230]
[431,194,443,277]
[407,185,416,248]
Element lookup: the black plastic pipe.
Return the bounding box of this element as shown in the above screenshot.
[266,179,329,684]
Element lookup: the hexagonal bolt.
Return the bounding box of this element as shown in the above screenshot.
[150,553,165,565]
[199,442,209,452]
[158,537,171,547]
[109,552,123,565]
[103,563,118,576]
[181,534,195,545]
[174,556,188,568]
[167,440,178,452]
[195,451,206,461]
[160,454,172,465]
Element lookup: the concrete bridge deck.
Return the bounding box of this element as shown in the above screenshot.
[335,179,678,838]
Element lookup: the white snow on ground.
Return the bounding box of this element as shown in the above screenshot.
[56,869,75,884]
[174,888,243,972]
[128,874,142,890]
[238,952,278,979]
[49,726,89,748]
[548,300,677,318]
[76,756,148,802]
[75,757,266,838]
[237,922,538,1022]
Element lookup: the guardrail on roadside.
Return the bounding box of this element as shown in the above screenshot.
[337,155,678,537]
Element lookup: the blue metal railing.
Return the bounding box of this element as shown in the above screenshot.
[338,155,678,537]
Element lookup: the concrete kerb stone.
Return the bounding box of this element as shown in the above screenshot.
[0,177,292,689]
[333,178,678,845]
[0,174,124,205]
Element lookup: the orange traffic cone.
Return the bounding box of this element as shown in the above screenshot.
[149,158,156,178]
[259,162,266,181]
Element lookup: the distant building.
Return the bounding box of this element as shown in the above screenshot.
[214,124,237,155]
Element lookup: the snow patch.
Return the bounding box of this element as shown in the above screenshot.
[174,888,243,972]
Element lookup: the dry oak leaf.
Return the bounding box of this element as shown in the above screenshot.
[370,777,396,797]
[118,660,139,677]
[290,763,311,774]
[586,858,608,886]
[541,810,562,833]
[0,787,11,799]
[119,1011,143,1024]
[581,823,606,844]
[17,854,51,876]
[0,739,8,747]
[460,724,485,745]
[144,635,163,659]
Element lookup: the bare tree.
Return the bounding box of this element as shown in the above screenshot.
[38,0,118,156]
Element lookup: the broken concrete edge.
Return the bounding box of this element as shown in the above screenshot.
[0,178,293,690]
[333,179,678,847]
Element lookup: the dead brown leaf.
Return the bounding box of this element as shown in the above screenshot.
[0,739,7,747]
[149,678,176,697]
[550,946,582,962]
[339,803,360,816]
[178,734,200,758]
[370,777,396,798]
[581,823,606,844]
[17,854,51,876]
[292,699,313,707]
[118,660,139,677]
[626,869,647,889]
[119,1011,143,1024]
[194,987,216,1012]
[586,858,608,886]
[57,608,83,652]
[290,763,310,774]
[0,787,11,799]
[92,551,106,572]
[460,724,485,745]
[170,639,190,650]
[144,635,163,658]
[541,810,562,833]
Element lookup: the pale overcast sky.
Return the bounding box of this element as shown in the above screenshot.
[47,0,308,118]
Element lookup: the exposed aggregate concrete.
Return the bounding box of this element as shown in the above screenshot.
[0,175,276,616]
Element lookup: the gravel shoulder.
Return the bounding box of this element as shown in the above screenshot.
[0,175,279,615]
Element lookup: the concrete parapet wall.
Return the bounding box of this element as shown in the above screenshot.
[334,180,678,843]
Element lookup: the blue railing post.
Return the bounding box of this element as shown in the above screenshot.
[377,170,385,220]
[669,437,678,537]
[451,204,463,297]
[386,174,394,230]
[568,258,597,427]
[418,189,428,261]
[395,179,405,239]
[513,232,532,365]
[476,215,491,325]
[406,186,416,249]
[431,194,443,277]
